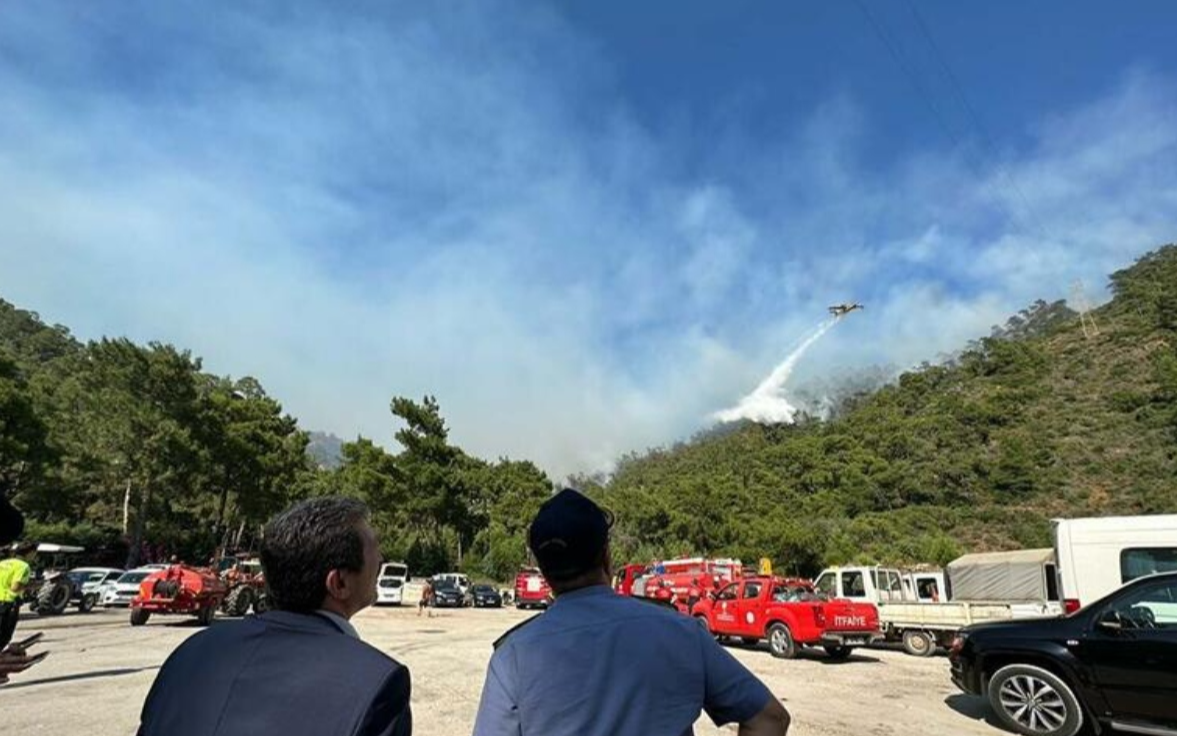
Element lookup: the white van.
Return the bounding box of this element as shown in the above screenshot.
[375,562,409,605]
[433,572,470,596]
[1053,514,1177,612]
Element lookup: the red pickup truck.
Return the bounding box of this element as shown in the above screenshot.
[692,575,882,660]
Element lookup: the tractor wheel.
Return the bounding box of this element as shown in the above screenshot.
[130,608,151,626]
[78,592,98,613]
[35,579,71,615]
[223,585,256,617]
[767,623,797,659]
[197,605,215,626]
[902,630,936,657]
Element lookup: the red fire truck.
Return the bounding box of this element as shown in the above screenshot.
[615,557,748,614]
[514,567,552,610]
[692,575,882,660]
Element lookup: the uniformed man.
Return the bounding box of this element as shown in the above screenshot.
[0,541,37,651]
[472,489,790,736]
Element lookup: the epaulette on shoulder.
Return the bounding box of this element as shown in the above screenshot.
[632,596,678,612]
[493,613,543,650]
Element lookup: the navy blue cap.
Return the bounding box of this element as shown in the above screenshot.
[528,489,613,580]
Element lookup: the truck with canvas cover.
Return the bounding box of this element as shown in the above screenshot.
[692,575,881,660]
[130,564,227,626]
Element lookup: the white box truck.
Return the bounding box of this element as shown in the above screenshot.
[1053,513,1177,612]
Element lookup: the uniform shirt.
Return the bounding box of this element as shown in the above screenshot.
[0,558,30,603]
[472,584,772,736]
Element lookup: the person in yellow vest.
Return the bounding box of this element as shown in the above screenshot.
[0,541,37,652]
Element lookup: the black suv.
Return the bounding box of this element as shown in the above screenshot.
[950,572,1177,736]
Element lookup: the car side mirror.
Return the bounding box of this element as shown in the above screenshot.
[1096,611,1122,633]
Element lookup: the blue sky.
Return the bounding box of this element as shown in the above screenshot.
[2,2,1177,476]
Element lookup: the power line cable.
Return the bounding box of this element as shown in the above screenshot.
[900,0,1058,244]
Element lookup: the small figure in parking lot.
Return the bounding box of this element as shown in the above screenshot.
[472,489,791,736]
[418,579,433,617]
[0,541,37,652]
[138,497,413,736]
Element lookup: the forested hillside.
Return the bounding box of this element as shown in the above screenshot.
[0,302,551,577]
[3,246,1175,579]
[579,246,1177,575]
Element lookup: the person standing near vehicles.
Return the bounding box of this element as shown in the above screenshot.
[418,578,433,617]
[472,489,791,736]
[0,541,36,651]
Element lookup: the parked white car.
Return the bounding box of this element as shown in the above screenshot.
[67,567,124,608]
[102,568,162,607]
[375,562,409,605]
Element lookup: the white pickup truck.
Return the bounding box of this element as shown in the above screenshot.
[815,550,1063,656]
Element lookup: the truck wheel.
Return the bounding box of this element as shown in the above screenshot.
[130,608,151,626]
[766,623,797,659]
[35,579,71,615]
[987,664,1082,736]
[902,630,936,657]
[823,645,852,660]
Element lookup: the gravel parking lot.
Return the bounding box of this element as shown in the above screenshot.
[2,604,1007,736]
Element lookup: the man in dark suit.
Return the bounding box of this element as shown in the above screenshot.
[138,497,411,736]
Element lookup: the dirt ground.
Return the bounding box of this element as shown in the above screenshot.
[2,604,1007,736]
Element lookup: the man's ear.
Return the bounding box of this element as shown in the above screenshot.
[324,568,348,601]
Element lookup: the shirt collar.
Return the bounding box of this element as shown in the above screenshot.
[551,583,615,606]
[315,609,360,639]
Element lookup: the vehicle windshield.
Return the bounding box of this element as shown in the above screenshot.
[118,572,150,584]
[473,585,494,593]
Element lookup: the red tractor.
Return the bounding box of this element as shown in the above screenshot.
[130,564,227,627]
[217,555,267,617]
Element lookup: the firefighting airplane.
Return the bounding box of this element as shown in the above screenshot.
[828,303,864,317]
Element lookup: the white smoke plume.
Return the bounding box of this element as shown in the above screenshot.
[713,318,842,424]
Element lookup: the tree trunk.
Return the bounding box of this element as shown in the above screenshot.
[122,479,133,535]
[214,486,230,541]
[125,482,152,569]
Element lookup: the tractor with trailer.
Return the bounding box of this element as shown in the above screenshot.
[692,575,882,660]
[130,564,227,626]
